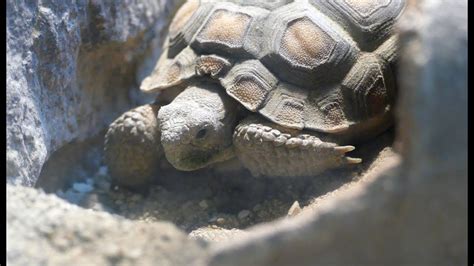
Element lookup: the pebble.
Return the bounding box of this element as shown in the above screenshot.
[128,248,143,259]
[90,202,110,212]
[199,200,209,209]
[53,236,70,249]
[56,190,65,197]
[130,194,142,202]
[182,201,194,209]
[287,201,302,217]
[72,183,94,193]
[104,244,120,256]
[63,190,84,204]
[253,204,262,212]
[79,193,99,207]
[96,180,111,191]
[238,210,251,220]
[216,217,225,225]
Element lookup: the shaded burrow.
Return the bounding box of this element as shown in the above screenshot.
[36,120,396,233]
[30,0,400,238]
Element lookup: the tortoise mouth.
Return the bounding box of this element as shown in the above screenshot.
[167,149,214,171]
[163,145,235,171]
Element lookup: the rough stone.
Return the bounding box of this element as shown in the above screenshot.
[6,0,467,265]
[189,228,248,243]
[7,0,183,186]
[207,1,467,265]
[199,200,209,209]
[286,201,301,218]
[7,184,207,266]
[237,210,251,220]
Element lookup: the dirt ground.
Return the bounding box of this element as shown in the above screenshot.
[50,128,399,242]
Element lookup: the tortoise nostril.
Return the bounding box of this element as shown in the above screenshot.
[196,128,207,139]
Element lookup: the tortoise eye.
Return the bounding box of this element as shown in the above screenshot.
[196,128,207,139]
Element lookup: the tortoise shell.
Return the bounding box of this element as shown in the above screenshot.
[141,0,404,133]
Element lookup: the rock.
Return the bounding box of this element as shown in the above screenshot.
[6,0,183,186]
[189,228,248,243]
[72,182,93,193]
[96,179,111,191]
[252,204,262,212]
[237,210,251,220]
[130,194,142,202]
[97,166,108,177]
[216,218,226,225]
[7,184,206,265]
[286,201,301,218]
[199,200,209,210]
[6,0,467,264]
[35,135,104,193]
[60,190,84,204]
[207,1,467,265]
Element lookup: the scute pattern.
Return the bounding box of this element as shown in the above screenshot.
[274,99,305,129]
[228,78,268,111]
[261,2,359,88]
[310,0,405,50]
[302,88,349,133]
[343,0,392,18]
[169,0,200,38]
[229,0,292,10]
[341,54,394,120]
[140,47,198,92]
[221,60,278,111]
[168,2,214,56]
[316,93,347,129]
[280,17,336,68]
[195,55,231,77]
[194,8,252,53]
[141,0,402,134]
[259,84,308,130]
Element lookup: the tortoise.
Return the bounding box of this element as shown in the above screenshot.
[104,0,405,188]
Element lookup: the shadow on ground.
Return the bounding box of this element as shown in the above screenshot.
[37,126,396,234]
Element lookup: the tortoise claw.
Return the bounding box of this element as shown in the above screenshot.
[334,145,356,154]
[344,157,363,164]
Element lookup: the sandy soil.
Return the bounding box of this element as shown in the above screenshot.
[52,128,399,242]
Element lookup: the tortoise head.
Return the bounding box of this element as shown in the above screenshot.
[157,83,238,171]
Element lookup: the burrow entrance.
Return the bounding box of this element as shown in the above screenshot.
[36,127,397,236]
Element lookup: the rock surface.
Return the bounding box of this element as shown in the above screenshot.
[189,228,248,243]
[7,0,183,186]
[6,0,467,265]
[206,0,467,265]
[7,184,207,266]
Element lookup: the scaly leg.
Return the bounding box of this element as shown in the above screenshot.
[104,104,164,189]
[233,116,362,177]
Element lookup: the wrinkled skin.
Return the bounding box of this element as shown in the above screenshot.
[105,83,362,186]
[104,0,403,186]
[158,83,239,171]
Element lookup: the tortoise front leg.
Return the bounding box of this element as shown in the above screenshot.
[104,104,165,189]
[233,116,362,177]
